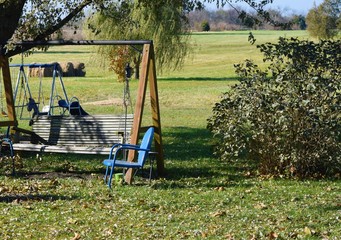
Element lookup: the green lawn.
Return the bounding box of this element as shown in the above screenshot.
[1,31,340,239]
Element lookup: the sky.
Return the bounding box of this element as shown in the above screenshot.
[206,0,324,15]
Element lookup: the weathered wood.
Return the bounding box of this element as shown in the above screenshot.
[3,42,164,182]
[148,45,165,175]
[125,42,164,182]
[12,143,111,155]
[0,121,16,127]
[13,114,133,154]
[125,44,150,183]
[0,56,17,127]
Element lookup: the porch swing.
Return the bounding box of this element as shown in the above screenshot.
[11,63,86,120]
[11,61,134,154]
[11,63,49,120]
[1,40,164,181]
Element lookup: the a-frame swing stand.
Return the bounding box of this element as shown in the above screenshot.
[0,40,165,182]
[0,56,17,128]
[126,42,164,182]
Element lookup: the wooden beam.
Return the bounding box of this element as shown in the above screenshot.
[125,44,151,184]
[148,45,165,176]
[129,44,151,146]
[0,121,16,127]
[0,56,17,127]
[125,42,165,183]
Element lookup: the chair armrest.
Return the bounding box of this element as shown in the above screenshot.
[109,143,144,158]
[110,145,151,161]
[1,137,12,143]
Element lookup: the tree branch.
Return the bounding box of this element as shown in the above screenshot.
[6,0,92,57]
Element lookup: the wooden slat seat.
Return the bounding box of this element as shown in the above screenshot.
[12,114,134,154]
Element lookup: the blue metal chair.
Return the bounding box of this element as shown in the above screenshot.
[103,127,154,188]
[1,127,15,175]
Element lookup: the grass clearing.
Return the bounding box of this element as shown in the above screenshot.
[1,31,340,239]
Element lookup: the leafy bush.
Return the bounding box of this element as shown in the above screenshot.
[201,20,210,31]
[208,37,341,178]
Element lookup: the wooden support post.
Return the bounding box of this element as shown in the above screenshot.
[125,44,150,184]
[0,55,17,128]
[148,45,165,176]
[125,42,164,183]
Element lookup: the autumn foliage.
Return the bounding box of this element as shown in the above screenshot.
[108,46,135,82]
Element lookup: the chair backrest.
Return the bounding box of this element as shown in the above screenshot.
[137,127,154,166]
[58,99,69,108]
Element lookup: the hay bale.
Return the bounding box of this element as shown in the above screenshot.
[43,62,59,77]
[28,62,83,77]
[28,62,59,78]
[29,67,39,77]
[73,62,86,77]
[59,62,75,77]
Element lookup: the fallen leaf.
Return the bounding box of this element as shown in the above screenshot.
[72,232,81,240]
[67,218,78,224]
[23,205,33,210]
[214,186,225,191]
[211,210,226,217]
[224,233,234,239]
[304,226,312,236]
[254,202,267,210]
[269,231,278,239]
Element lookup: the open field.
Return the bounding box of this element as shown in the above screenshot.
[1,31,340,239]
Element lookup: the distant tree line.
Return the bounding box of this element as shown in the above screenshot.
[190,0,340,40]
[188,8,307,31]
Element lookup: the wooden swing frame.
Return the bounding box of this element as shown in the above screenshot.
[0,40,165,182]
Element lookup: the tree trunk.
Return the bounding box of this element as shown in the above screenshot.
[0,1,26,54]
[133,56,141,79]
[134,64,140,80]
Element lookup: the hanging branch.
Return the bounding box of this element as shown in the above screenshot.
[5,0,92,58]
[226,0,293,30]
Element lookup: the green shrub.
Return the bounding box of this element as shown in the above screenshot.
[201,20,210,32]
[208,37,341,178]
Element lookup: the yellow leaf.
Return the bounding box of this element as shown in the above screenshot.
[304,226,312,236]
[67,218,78,224]
[72,232,81,240]
[269,231,278,239]
[254,202,267,210]
[211,210,226,217]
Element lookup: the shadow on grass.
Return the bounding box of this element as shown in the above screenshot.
[0,194,77,203]
[322,204,341,211]
[0,152,103,179]
[163,126,214,161]
[150,127,255,189]
[21,170,101,180]
[160,77,236,82]
[0,127,254,189]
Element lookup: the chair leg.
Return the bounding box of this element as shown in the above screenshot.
[132,168,139,178]
[149,163,153,183]
[104,166,109,183]
[107,166,115,188]
[1,138,15,175]
[9,141,14,176]
[148,154,155,183]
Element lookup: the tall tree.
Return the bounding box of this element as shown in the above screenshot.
[85,1,191,76]
[0,0,292,58]
[0,0,94,57]
[306,0,341,39]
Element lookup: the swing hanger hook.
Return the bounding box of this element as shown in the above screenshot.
[125,63,132,79]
